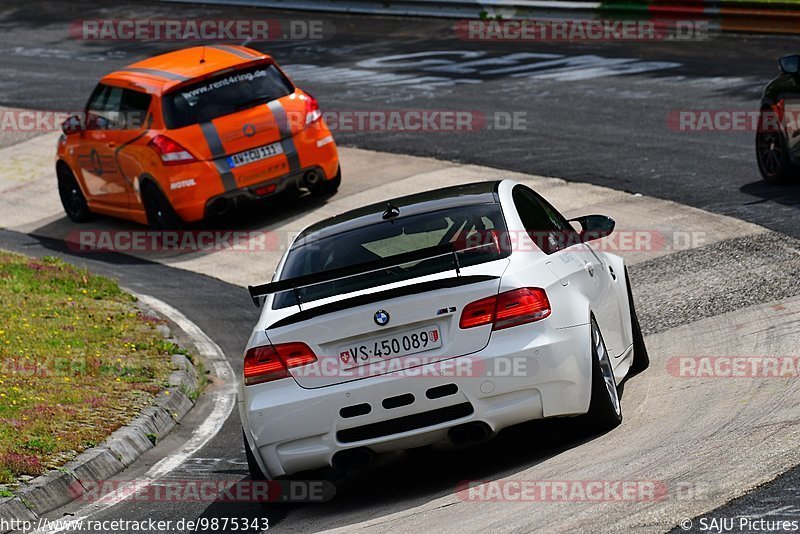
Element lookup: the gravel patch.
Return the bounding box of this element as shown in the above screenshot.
[629,231,800,335]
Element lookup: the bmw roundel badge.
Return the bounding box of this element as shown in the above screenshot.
[374,310,390,326]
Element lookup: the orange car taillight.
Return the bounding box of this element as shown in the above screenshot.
[459,288,551,331]
[304,93,322,126]
[148,135,197,165]
[243,342,317,386]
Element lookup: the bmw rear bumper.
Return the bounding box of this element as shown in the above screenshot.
[239,321,592,478]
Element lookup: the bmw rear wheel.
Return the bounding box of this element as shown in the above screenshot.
[626,269,649,375]
[584,317,622,432]
[243,430,268,481]
[756,116,795,183]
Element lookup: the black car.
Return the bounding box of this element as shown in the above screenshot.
[757,54,800,183]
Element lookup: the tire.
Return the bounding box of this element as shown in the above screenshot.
[57,165,93,223]
[583,317,622,432]
[756,115,795,183]
[625,269,649,375]
[141,182,183,230]
[310,166,341,197]
[243,430,268,481]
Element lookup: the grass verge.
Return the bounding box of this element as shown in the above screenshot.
[0,251,188,484]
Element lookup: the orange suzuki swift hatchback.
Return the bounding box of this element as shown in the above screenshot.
[56,44,340,229]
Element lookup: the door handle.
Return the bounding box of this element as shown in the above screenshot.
[584,262,595,277]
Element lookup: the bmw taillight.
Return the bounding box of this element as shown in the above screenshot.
[304,93,322,126]
[459,288,551,331]
[243,342,317,386]
[459,295,497,329]
[148,135,197,165]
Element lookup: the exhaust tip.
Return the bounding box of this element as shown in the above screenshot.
[303,170,321,187]
[209,197,231,216]
[449,426,469,447]
[332,447,374,471]
[450,422,491,446]
[468,422,490,443]
[331,451,353,471]
[352,448,374,467]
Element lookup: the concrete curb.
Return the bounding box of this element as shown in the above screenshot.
[0,298,204,531]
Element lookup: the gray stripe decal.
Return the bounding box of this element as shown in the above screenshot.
[267,100,301,173]
[122,67,190,82]
[207,44,258,60]
[200,121,237,192]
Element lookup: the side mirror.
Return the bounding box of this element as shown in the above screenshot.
[779,55,800,76]
[85,113,112,131]
[569,214,615,243]
[61,114,84,135]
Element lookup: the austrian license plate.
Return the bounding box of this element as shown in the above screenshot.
[227,142,283,168]
[337,326,442,369]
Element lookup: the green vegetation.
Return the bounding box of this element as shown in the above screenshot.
[0,252,186,484]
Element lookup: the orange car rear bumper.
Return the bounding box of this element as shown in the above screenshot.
[166,130,339,223]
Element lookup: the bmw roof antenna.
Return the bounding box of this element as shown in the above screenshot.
[199,46,206,64]
[382,203,400,221]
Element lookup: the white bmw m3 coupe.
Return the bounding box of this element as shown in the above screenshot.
[239,179,648,479]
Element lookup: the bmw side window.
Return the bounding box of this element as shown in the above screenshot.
[86,84,123,130]
[512,185,573,254]
[120,89,152,130]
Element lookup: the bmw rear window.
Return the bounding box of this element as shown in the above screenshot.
[273,204,510,309]
[163,63,294,129]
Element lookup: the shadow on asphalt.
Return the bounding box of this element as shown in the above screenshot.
[740,179,800,209]
[195,413,622,531]
[26,187,332,263]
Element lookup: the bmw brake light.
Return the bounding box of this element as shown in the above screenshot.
[148,135,197,165]
[459,288,551,331]
[459,295,496,329]
[493,288,551,330]
[243,342,317,386]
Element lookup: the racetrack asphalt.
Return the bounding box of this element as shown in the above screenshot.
[2,0,800,238]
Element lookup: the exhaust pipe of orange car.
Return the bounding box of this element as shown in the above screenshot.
[208,197,231,216]
[449,422,490,446]
[331,447,374,471]
[303,170,322,188]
